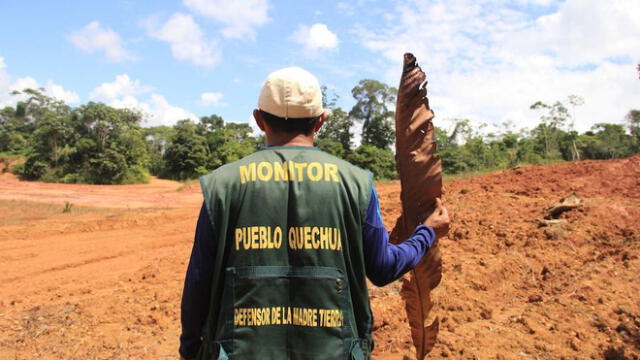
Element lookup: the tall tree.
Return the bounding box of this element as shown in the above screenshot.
[163,119,210,180]
[567,95,584,160]
[144,126,174,175]
[530,101,570,160]
[627,109,640,152]
[350,79,397,149]
[0,106,28,153]
[200,114,224,132]
[205,121,257,168]
[317,107,352,153]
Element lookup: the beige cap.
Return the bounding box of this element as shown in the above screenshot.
[258,67,324,119]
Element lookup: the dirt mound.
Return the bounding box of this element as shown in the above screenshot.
[0,156,639,359]
[373,155,640,359]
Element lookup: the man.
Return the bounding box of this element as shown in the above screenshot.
[180,67,450,360]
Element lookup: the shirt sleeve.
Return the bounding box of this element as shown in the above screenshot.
[362,186,436,287]
[180,202,216,359]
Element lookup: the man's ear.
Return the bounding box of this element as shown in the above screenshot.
[253,109,266,131]
[313,111,327,133]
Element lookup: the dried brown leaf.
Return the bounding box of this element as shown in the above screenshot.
[391,53,443,360]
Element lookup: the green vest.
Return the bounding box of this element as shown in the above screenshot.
[197,146,374,360]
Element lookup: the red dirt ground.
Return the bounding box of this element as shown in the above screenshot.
[0,156,639,359]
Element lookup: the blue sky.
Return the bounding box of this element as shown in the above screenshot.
[1,0,638,133]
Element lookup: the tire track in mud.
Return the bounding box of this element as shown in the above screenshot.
[2,233,193,285]
[0,207,197,306]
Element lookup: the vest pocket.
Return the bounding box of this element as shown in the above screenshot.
[349,340,365,360]
[221,266,352,359]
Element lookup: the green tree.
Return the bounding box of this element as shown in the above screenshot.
[200,114,224,132]
[144,126,174,175]
[163,119,210,180]
[11,90,149,184]
[350,80,397,149]
[529,101,570,160]
[627,109,640,152]
[315,138,346,158]
[0,106,28,153]
[347,145,397,179]
[200,116,257,169]
[567,95,584,160]
[317,107,352,154]
[321,85,339,109]
[72,102,149,184]
[580,123,634,159]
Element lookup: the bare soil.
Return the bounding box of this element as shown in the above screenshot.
[0,156,638,359]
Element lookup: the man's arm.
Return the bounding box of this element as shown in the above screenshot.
[180,202,216,360]
[363,187,437,287]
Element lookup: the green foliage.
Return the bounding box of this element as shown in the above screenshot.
[156,116,258,180]
[203,121,257,168]
[579,123,635,159]
[347,145,397,180]
[350,79,397,149]
[144,125,174,176]
[318,108,352,152]
[627,109,640,152]
[162,119,210,180]
[2,83,638,184]
[19,156,48,180]
[0,130,27,153]
[315,138,346,158]
[7,89,149,184]
[529,100,571,160]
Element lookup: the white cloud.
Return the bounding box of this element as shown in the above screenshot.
[431,61,638,132]
[144,94,199,126]
[90,74,197,126]
[0,57,80,105]
[67,21,137,62]
[183,0,270,39]
[291,23,339,52]
[0,61,195,127]
[6,78,80,104]
[144,13,221,68]
[354,0,640,132]
[503,0,640,66]
[10,77,39,93]
[0,58,8,102]
[46,83,81,104]
[90,74,153,101]
[200,91,225,106]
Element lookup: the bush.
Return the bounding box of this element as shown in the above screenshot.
[121,165,150,184]
[316,138,347,159]
[19,158,48,180]
[347,145,397,180]
[60,173,85,184]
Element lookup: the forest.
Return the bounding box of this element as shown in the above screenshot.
[1,82,639,184]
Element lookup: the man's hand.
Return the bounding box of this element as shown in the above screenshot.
[424,198,450,240]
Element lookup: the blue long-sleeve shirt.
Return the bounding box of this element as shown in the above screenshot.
[179,187,436,359]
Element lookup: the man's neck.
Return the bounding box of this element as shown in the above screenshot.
[266,133,314,147]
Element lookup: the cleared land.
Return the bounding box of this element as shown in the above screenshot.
[0,156,639,359]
